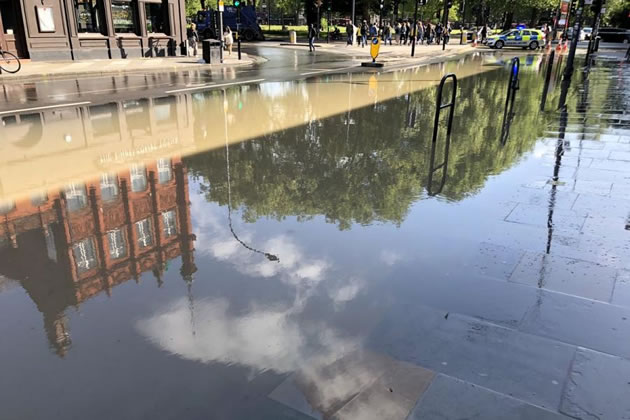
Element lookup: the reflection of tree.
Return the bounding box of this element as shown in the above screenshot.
[186,67,573,230]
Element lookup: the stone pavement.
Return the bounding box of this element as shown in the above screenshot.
[265,52,630,420]
[0,53,263,82]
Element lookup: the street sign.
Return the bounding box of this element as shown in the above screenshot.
[219,0,224,11]
[370,37,380,60]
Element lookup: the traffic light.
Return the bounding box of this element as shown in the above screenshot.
[421,0,427,4]
[591,0,604,13]
[569,0,576,15]
[234,0,240,6]
[380,0,384,9]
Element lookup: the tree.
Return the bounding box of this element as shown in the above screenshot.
[186,0,203,17]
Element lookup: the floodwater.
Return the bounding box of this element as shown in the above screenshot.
[1,51,629,420]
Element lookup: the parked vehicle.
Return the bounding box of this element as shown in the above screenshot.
[486,29,544,50]
[582,27,593,40]
[597,28,630,43]
[195,6,265,41]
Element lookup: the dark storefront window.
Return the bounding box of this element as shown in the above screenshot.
[0,1,17,34]
[75,0,102,33]
[145,2,166,34]
[111,0,137,33]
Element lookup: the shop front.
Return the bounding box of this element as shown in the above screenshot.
[0,0,186,60]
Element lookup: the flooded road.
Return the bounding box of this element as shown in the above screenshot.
[1,52,630,420]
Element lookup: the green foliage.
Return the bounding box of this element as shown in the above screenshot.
[602,0,630,28]
[185,57,596,231]
[186,0,203,17]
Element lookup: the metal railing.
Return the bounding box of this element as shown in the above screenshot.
[500,57,520,145]
[427,73,457,196]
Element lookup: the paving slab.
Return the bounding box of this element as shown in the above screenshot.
[519,289,630,358]
[590,159,630,172]
[408,374,570,420]
[509,252,617,302]
[369,304,575,410]
[612,270,630,307]
[560,348,630,420]
[504,203,587,235]
[572,194,630,218]
[574,167,629,182]
[333,360,434,420]
[609,150,630,161]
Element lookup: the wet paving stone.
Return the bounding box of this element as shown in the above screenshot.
[573,167,628,182]
[519,290,630,359]
[408,374,570,420]
[560,348,630,420]
[611,182,630,199]
[504,204,587,234]
[609,151,630,161]
[590,159,630,172]
[572,194,630,219]
[612,271,630,307]
[369,304,575,410]
[509,252,617,302]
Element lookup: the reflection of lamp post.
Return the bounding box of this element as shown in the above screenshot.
[223,90,279,263]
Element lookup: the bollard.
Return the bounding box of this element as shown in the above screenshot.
[237,32,242,60]
[500,57,520,145]
[540,50,555,111]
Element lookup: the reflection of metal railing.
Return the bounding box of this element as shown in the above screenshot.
[427,73,457,196]
[500,57,520,145]
[540,50,555,111]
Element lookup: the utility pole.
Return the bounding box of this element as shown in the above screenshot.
[351,0,355,26]
[411,0,419,56]
[379,0,384,29]
[563,0,585,81]
[459,0,465,44]
[443,0,452,50]
[588,0,605,54]
[217,0,224,63]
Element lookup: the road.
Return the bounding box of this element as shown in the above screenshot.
[0,46,374,114]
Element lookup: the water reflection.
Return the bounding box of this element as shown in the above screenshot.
[0,158,196,356]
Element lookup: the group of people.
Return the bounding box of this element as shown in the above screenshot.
[342,20,453,48]
[186,23,235,57]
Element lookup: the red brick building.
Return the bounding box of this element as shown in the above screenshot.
[0,157,196,356]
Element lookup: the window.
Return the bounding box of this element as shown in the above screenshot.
[107,229,127,259]
[145,1,166,34]
[130,164,147,192]
[522,30,531,36]
[100,173,119,202]
[111,0,137,33]
[157,158,172,184]
[162,209,177,237]
[72,238,98,274]
[64,183,88,212]
[0,1,17,34]
[31,192,48,207]
[75,0,102,33]
[135,218,153,248]
[0,201,15,215]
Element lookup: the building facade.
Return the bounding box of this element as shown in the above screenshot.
[0,0,187,60]
[0,157,197,356]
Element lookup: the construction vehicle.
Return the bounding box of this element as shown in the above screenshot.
[195,5,265,41]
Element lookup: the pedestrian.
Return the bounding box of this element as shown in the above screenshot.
[401,21,407,45]
[481,24,488,43]
[444,22,451,44]
[224,26,234,56]
[346,21,354,45]
[418,21,424,45]
[308,23,317,52]
[369,23,377,40]
[187,23,199,56]
[384,23,392,45]
[361,20,368,47]
[544,23,551,47]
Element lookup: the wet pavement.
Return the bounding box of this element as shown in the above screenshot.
[1,50,630,419]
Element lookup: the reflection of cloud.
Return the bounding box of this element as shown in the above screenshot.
[329,277,363,307]
[380,250,403,266]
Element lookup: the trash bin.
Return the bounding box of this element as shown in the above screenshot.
[289,30,297,44]
[202,39,223,64]
[594,36,601,52]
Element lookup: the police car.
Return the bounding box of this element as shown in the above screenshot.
[486,29,544,50]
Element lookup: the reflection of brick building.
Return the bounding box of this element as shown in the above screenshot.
[0,157,195,357]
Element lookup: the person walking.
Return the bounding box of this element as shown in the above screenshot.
[187,23,199,56]
[436,23,443,44]
[308,23,317,52]
[481,24,488,43]
[417,21,424,45]
[394,22,401,44]
[361,21,368,47]
[346,21,354,45]
[369,22,377,39]
[544,23,551,48]
[384,23,392,45]
[401,21,408,45]
[224,26,234,56]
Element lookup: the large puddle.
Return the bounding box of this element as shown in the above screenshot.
[1,51,629,419]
